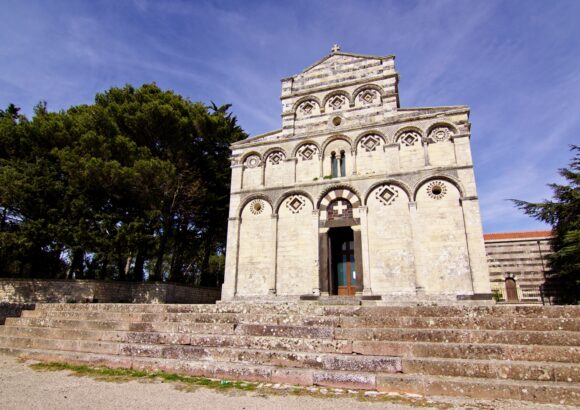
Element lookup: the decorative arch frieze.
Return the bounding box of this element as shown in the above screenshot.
[241,151,262,168]
[363,180,412,205]
[351,83,386,105]
[273,190,315,215]
[426,122,457,143]
[321,90,352,112]
[263,148,287,166]
[321,135,354,157]
[238,193,274,218]
[412,174,465,201]
[354,131,387,153]
[394,127,424,147]
[292,96,322,116]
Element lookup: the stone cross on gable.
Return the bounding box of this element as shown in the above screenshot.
[331,44,341,53]
[333,200,348,215]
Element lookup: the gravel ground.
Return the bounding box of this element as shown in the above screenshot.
[0,354,574,410]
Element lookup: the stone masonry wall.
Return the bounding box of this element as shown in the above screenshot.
[0,279,220,304]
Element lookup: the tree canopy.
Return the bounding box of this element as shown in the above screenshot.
[0,84,246,286]
[512,145,579,286]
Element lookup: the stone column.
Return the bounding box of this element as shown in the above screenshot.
[351,149,357,175]
[460,197,492,294]
[288,158,298,184]
[422,137,430,167]
[318,227,330,296]
[231,164,243,192]
[312,210,321,295]
[384,143,399,173]
[222,217,241,301]
[452,134,472,166]
[358,206,372,295]
[351,225,365,295]
[408,201,423,295]
[270,214,279,296]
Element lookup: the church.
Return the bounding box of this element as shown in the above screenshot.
[222,46,492,303]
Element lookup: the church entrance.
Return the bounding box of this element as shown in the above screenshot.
[328,227,358,295]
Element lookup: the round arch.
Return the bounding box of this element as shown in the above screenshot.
[240,150,263,165]
[394,126,424,143]
[273,190,315,215]
[353,130,388,153]
[291,140,322,158]
[412,174,466,201]
[321,134,353,157]
[321,90,352,112]
[363,179,412,205]
[262,147,287,164]
[292,96,322,114]
[237,193,274,218]
[351,83,386,104]
[426,122,459,136]
[317,184,362,211]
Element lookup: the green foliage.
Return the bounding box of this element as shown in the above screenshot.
[0,85,246,284]
[512,145,580,283]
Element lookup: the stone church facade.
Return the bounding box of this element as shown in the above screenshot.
[222,47,491,303]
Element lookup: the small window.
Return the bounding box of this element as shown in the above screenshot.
[331,152,338,178]
[339,150,346,177]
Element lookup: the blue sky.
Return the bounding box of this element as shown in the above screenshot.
[1,0,579,233]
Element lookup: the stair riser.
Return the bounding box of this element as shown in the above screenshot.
[403,359,580,383]
[0,336,399,373]
[336,328,580,346]
[34,304,580,319]
[340,316,580,331]
[376,375,580,405]
[353,341,580,363]
[21,311,340,327]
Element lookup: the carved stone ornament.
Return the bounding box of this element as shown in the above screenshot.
[360,134,381,152]
[375,185,399,206]
[249,199,265,215]
[426,181,447,200]
[299,100,316,115]
[358,89,378,104]
[429,127,451,143]
[328,95,347,110]
[297,144,318,161]
[399,131,421,147]
[267,151,286,165]
[244,154,261,168]
[285,195,306,214]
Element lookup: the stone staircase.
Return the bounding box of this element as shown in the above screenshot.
[0,303,578,405]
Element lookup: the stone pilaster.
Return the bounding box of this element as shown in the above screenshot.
[222,217,241,301]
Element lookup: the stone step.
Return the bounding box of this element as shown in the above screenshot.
[0,326,352,354]
[0,347,378,389]
[4,317,235,334]
[376,373,580,405]
[0,336,401,373]
[33,303,580,319]
[401,357,579,383]
[336,327,580,346]
[1,346,577,405]
[20,310,341,327]
[352,340,580,363]
[339,315,580,331]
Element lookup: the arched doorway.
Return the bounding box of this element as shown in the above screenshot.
[505,278,519,302]
[328,227,359,295]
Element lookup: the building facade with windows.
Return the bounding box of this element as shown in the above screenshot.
[485,231,553,303]
[221,47,492,303]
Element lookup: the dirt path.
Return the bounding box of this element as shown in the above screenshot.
[0,354,571,410]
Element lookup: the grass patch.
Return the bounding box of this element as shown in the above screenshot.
[30,362,256,391]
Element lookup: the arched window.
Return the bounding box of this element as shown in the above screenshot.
[339,150,346,177]
[331,152,338,178]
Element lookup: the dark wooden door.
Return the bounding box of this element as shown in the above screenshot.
[337,239,357,296]
[505,278,519,302]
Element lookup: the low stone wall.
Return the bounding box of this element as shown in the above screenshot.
[0,279,220,304]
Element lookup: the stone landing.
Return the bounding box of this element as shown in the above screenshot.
[0,303,578,405]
